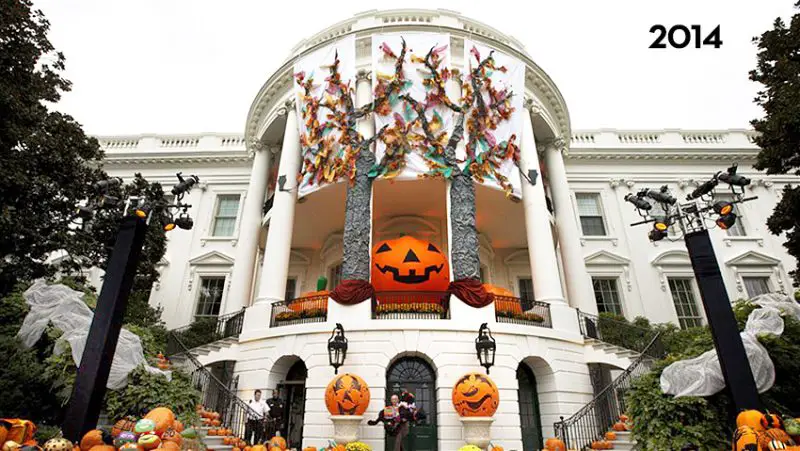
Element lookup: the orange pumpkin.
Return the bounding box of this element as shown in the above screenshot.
[80,431,112,451]
[87,446,115,451]
[232,448,241,451]
[591,441,612,450]
[612,422,627,432]
[544,437,567,451]
[4,421,36,446]
[250,446,267,451]
[173,421,183,433]
[161,429,181,446]
[111,417,137,437]
[117,444,141,451]
[324,373,371,416]
[302,448,315,451]
[267,436,285,450]
[158,442,180,451]
[738,410,767,433]
[0,421,8,446]
[244,447,252,451]
[371,236,450,292]
[144,408,175,436]
[137,435,160,451]
[618,414,629,422]
[490,446,504,451]
[72,445,81,451]
[605,431,617,441]
[210,420,221,427]
[452,372,500,417]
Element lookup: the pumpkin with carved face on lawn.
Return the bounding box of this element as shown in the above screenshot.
[452,372,500,417]
[324,373,371,416]
[371,236,449,292]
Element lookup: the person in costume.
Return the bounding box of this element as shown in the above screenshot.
[367,391,425,451]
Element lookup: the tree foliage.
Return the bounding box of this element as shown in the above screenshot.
[0,0,107,295]
[750,2,800,285]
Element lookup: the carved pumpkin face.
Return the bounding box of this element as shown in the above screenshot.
[111,418,137,437]
[451,372,499,417]
[372,236,449,292]
[759,428,793,450]
[324,373,371,416]
[543,438,566,451]
[267,437,285,450]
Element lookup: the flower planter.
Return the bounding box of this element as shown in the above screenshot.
[460,416,494,449]
[330,415,364,445]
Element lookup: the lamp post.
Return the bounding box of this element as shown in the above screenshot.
[624,163,762,412]
[475,323,496,374]
[327,323,348,374]
[62,173,199,442]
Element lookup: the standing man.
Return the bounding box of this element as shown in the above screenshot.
[245,389,268,445]
[266,389,285,438]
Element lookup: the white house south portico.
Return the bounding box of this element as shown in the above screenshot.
[95,9,798,451]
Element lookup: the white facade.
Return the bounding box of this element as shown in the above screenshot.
[93,9,798,451]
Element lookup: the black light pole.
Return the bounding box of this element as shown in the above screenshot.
[626,163,762,412]
[62,173,198,442]
[62,215,148,442]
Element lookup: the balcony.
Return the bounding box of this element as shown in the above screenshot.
[269,293,328,327]
[371,291,451,319]
[493,295,552,328]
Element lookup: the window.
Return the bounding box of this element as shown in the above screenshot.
[716,194,746,237]
[743,276,771,298]
[285,278,297,301]
[668,278,703,329]
[591,278,622,315]
[518,278,534,302]
[195,276,225,319]
[576,193,606,236]
[212,195,241,237]
[329,263,343,290]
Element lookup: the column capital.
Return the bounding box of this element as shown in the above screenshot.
[278,98,297,116]
[542,136,569,156]
[247,138,265,158]
[355,69,372,82]
[523,97,542,115]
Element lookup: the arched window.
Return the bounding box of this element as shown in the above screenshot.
[386,357,438,451]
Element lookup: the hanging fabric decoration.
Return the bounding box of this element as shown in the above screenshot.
[461,39,525,198]
[293,35,356,197]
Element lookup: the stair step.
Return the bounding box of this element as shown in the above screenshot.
[204,446,233,451]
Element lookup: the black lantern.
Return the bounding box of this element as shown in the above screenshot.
[475,323,496,374]
[327,323,348,374]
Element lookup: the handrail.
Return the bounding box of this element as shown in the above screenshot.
[577,310,663,357]
[493,295,552,328]
[554,331,665,450]
[168,331,261,438]
[166,308,246,356]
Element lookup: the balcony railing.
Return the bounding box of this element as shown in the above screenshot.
[166,308,246,356]
[493,295,552,328]
[372,292,451,319]
[577,310,665,357]
[269,293,328,327]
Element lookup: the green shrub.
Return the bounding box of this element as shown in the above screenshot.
[104,366,200,425]
[174,318,221,350]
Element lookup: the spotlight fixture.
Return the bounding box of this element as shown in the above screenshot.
[134,206,149,219]
[648,228,668,242]
[718,163,750,187]
[92,177,123,193]
[713,201,733,216]
[653,217,670,232]
[645,186,677,205]
[163,223,176,232]
[716,212,738,230]
[174,213,194,230]
[172,172,199,196]
[624,193,652,211]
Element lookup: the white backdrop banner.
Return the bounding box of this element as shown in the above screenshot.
[293,34,356,197]
[463,39,525,197]
[371,33,453,181]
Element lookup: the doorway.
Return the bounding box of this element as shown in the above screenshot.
[385,356,437,451]
[517,363,543,450]
[277,360,307,449]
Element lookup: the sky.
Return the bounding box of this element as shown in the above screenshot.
[32,0,798,136]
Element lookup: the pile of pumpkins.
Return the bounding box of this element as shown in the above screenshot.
[1,419,39,451]
[734,409,800,451]
[542,414,631,451]
[241,437,287,451]
[197,407,222,428]
[38,407,198,451]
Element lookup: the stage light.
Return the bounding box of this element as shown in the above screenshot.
[174,214,193,230]
[653,217,670,231]
[713,201,733,215]
[172,172,199,196]
[624,193,652,210]
[163,222,176,232]
[649,229,668,242]
[716,213,738,230]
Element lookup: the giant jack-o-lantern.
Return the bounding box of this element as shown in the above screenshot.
[452,372,500,417]
[324,373,370,416]
[371,236,450,292]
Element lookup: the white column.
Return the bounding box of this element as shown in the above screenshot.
[224,144,271,313]
[519,105,565,305]
[255,100,301,303]
[545,139,597,314]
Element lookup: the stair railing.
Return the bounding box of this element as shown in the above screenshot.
[169,331,260,438]
[577,310,664,357]
[554,331,666,450]
[166,308,246,356]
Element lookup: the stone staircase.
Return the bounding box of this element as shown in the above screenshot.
[197,427,233,451]
[607,431,637,451]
